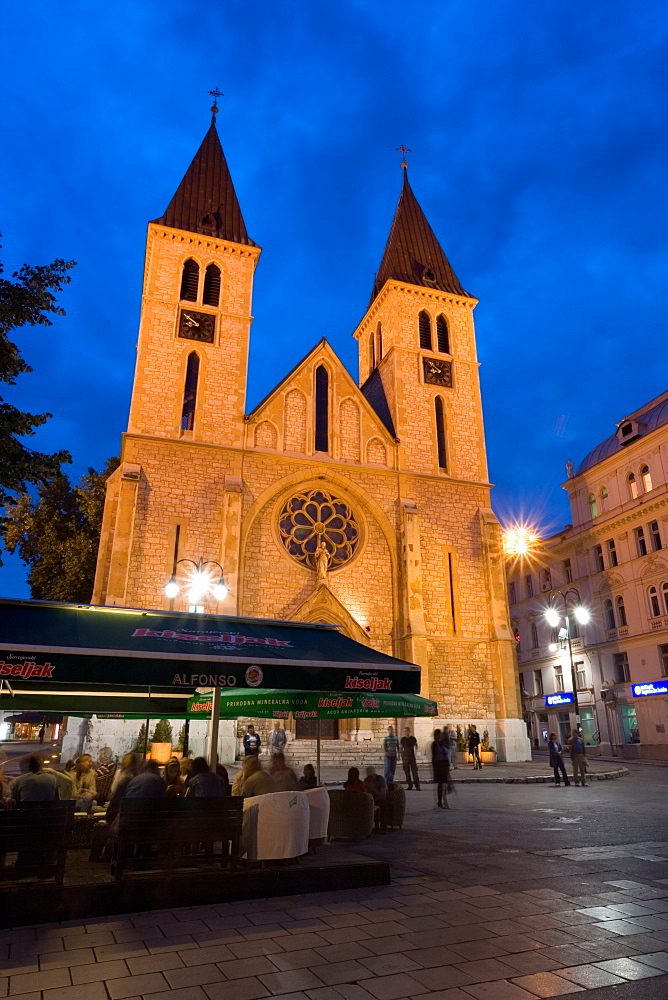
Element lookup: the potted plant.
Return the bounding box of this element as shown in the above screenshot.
[480,729,497,764]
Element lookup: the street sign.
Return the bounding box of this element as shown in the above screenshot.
[545,692,574,706]
[631,680,668,697]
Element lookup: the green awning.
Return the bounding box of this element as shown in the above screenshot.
[188,689,438,720]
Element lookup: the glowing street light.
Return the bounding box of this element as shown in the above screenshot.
[503,526,539,557]
[164,556,228,610]
[544,588,590,734]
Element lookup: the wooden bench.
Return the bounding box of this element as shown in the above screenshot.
[0,801,75,884]
[114,796,243,880]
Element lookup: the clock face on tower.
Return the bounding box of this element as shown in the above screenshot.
[422,357,453,388]
[177,309,216,344]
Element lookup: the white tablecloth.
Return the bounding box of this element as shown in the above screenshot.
[242,790,310,860]
[304,786,330,840]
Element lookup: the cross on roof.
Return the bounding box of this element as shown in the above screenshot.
[396,145,411,169]
[209,88,224,119]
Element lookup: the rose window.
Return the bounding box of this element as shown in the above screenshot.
[278,489,359,569]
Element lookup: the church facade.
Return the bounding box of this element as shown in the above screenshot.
[93,110,530,760]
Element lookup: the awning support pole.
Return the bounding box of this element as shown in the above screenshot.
[143,716,150,759]
[316,717,321,784]
[208,687,221,771]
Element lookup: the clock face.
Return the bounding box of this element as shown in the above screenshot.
[178,309,216,344]
[422,357,453,388]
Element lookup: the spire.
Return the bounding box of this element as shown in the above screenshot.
[153,110,256,247]
[371,169,468,301]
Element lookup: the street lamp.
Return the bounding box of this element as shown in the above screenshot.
[544,588,590,734]
[164,556,228,610]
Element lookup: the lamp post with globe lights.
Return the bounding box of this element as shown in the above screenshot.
[544,588,590,735]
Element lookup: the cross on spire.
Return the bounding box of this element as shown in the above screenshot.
[209,87,224,123]
[396,145,411,169]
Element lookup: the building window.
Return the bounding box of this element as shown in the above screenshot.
[659,644,668,677]
[554,665,565,692]
[575,662,587,690]
[508,581,517,604]
[436,314,449,353]
[181,351,199,431]
[314,365,329,452]
[435,397,447,470]
[520,673,528,696]
[650,520,662,551]
[593,544,604,573]
[613,651,630,683]
[620,704,639,744]
[600,486,608,512]
[419,310,432,350]
[202,263,221,306]
[580,707,596,746]
[641,464,653,493]
[628,473,638,499]
[375,323,383,363]
[589,493,598,518]
[616,595,627,627]
[607,538,618,567]
[530,622,539,649]
[534,669,543,695]
[368,332,375,371]
[604,599,615,631]
[663,583,668,614]
[526,575,534,598]
[180,258,199,301]
[649,586,661,618]
[563,558,572,584]
[635,527,647,557]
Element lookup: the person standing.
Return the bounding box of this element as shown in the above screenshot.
[38,723,46,744]
[400,727,420,790]
[431,729,450,809]
[548,732,570,786]
[243,725,262,757]
[567,730,587,787]
[269,721,287,755]
[447,725,458,769]
[382,725,399,784]
[468,725,482,770]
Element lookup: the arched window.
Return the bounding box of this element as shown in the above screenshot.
[530,622,539,649]
[600,486,608,512]
[202,263,221,307]
[181,352,199,431]
[419,310,432,350]
[435,397,447,470]
[649,586,661,618]
[628,473,638,499]
[180,259,199,301]
[604,599,615,631]
[375,322,383,363]
[368,332,375,371]
[588,494,598,518]
[436,314,450,353]
[662,583,668,615]
[641,464,653,493]
[616,595,627,627]
[314,365,329,453]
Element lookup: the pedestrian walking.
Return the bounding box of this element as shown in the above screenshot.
[548,732,570,786]
[468,725,482,770]
[269,721,287,754]
[243,724,261,756]
[382,725,399,783]
[400,726,421,790]
[38,723,45,744]
[567,730,587,787]
[431,728,450,809]
[446,725,458,769]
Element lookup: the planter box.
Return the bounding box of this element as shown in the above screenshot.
[455,750,496,764]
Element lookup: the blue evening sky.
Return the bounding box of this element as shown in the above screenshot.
[1,1,667,597]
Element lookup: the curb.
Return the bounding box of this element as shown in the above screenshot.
[449,766,630,784]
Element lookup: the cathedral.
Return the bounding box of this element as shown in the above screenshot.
[93,106,530,760]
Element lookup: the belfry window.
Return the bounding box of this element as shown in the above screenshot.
[180,259,199,302]
[368,332,375,371]
[435,397,447,470]
[375,323,383,363]
[436,314,450,353]
[419,310,432,350]
[314,365,329,453]
[203,264,221,307]
[181,352,199,431]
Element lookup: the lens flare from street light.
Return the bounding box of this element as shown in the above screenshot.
[212,581,228,601]
[574,606,590,625]
[503,526,539,557]
[164,578,180,599]
[545,608,560,627]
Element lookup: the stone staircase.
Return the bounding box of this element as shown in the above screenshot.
[282,739,430,769]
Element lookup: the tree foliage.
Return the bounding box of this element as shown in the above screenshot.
[150,719,174,745]
[0,241,76,510]
[2,457,119,602]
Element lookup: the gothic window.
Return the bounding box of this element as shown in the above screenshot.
[436,314,450,353]
[604,599,615,631]
[314,365,329,452]
[181,352,199,431]
[375,323,383,363]
[202,263,221,307]
[649,586,661,618]
[588,494,598,518]
[419,310,432,350]
[435,396,447,470]
[278,489,359,569]
[628,472,638,499]
[616,595,627,627]
[368,332,375,371]
[641,464,653,493]
[180,259,199,302]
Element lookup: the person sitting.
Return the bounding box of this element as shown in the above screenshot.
[268,752,299,792]
[237,755,277,798]
[298,763,318,790]
[363,765,388,832]
[110,752,141,796]
[95,748,116,777]
[11,754,59,803]
[42,766,75,802]
[71,754,97,812]
[187,757,227,797]
[179,757,194,790]
[344,766,365,792]
[124,759,166,799]
[215,756,230,795]
[164,758,184,796]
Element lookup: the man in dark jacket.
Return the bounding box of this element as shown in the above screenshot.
[431,729,450,809]
[243,725,262,756]
[548,733,570,786]
[400,727,420,790]
[468,725,482,770]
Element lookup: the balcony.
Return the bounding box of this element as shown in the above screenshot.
[649,616,668,632]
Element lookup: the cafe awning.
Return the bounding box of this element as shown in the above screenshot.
[0,599,421,697]
[188,690,438,720]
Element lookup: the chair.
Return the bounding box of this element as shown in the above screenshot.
[327,789,374,841]
[0,801,75,884]
[304,785,330,851]
[242,790,310,861]
[386,782,406,830]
